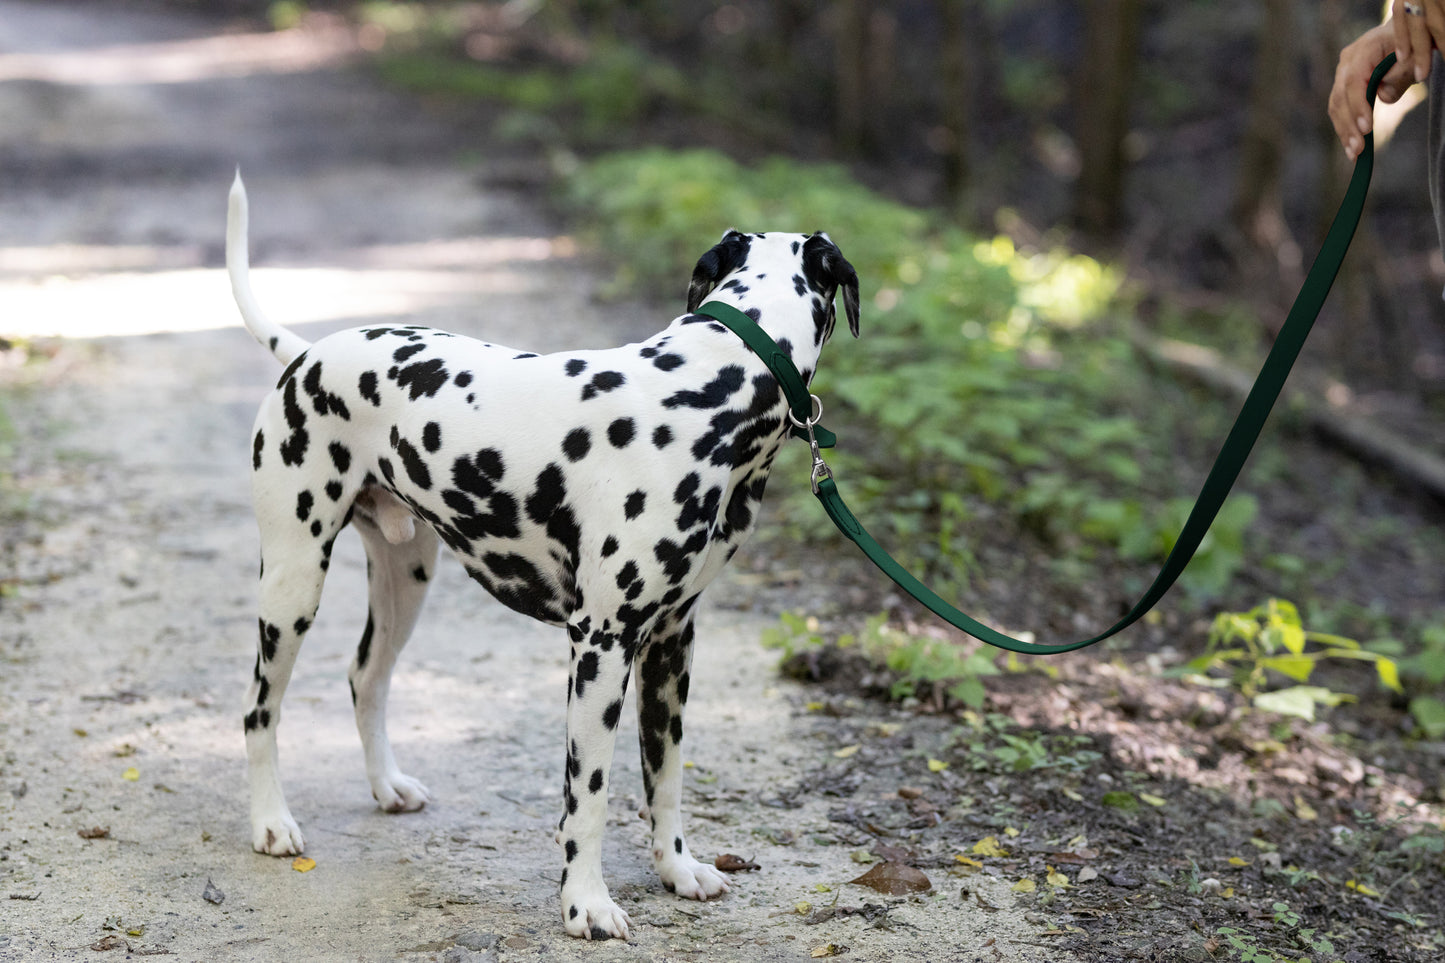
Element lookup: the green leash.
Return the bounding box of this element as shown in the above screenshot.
[696,54,1395,656]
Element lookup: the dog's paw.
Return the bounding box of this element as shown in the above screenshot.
[372,771,431,813]
[657,854,731,901]
[561,890,631,941]
[252,814,305,856]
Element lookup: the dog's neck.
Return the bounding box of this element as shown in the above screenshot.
[697,285,834,384]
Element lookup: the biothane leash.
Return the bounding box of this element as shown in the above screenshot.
[694,53,1398,656]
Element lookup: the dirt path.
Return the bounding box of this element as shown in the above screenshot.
[0,4,1041,960]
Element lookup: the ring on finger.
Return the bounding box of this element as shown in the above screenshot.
[1405,1,1425,16]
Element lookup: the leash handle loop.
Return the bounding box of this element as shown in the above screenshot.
[698,52,1394,656]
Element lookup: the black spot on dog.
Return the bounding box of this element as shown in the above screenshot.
[296,490,313,522]
[525,464,567,525]
[562,428,591,462]
[364,328,392,340]
[602,699,623,730]
[453,371,473,388]
[565,358,588,377]
[674,836,683,854]
[258,619,281,662]
[565,839,578,862]
[392,343,426,363]
[358,371,382,406]
[412,565,429,582]
[252,430,265,470]
[589,769,604,793]
[663,365,745,410]
[279,378,309,467]
[653,353,684,372]
[392,358,450,400]
[601,536,619,557]
[422,422,442,453]
[574,650,599,697]
[624,491,646,520]
[581,370,625,401]
[310,519,323,537]
[328,441,351,475]
[394,436,432,490]
[302,361,350,420]
[357,611,375,668]
[606,418,635,449]
[293,616,311,635]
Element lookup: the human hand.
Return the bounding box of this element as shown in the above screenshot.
[1393,0,1445,83]
[1330,22,1416,161]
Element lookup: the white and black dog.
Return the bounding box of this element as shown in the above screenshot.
[226,173,859,940]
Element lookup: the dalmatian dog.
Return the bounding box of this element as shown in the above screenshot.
[225,173,859,940]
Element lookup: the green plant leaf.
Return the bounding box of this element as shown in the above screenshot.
[1408,696,1445,739]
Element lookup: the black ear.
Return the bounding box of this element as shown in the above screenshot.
[804,234,861,338]
[687,230,751,312]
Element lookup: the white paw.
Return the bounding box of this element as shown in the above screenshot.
[561,886,631,941]
[252,813,305,855]
[658,855,731,901]
[373,771,431,812]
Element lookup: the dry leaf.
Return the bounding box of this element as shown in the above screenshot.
[1346,879,1380,897]
[121,767,140,782]
[810,944,848,958]
[1011,878,1037,893]
[202,879,226,905]
[954,855,983,869]
[926,758,949,772]
[972,836,1009,858]
[1076,866,1099,883]
[1227,857,1249,867]
[714,854,760,872]
[833,744,860,759]
[795,900,812,915]
[77,826,111,840]
[1293,795,1318,821]
[1045,867,1070,888]
[897,785,923,799]
[291,857,316,873]
[1139,792,1167,807]
[848,861,932,895]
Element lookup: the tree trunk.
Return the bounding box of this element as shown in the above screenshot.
[1074,0,1144,238]
[938,0,974,215]
[1231,0,1299,288]
[834,0,867,154]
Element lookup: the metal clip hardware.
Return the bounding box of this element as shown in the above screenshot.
[787,394,833,494]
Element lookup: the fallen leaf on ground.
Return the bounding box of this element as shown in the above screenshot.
[1227,857,1250,867]
[972,836,1009,857]
[1076,867,1099,883]
[90,935,129,952]
[1346,879,1380,897]
[1293,795,1318,820]
[954,855,983,869]
[714,854,760,872]
[811,944,848,958]
[77,827,110,840]
[1045,867,1070,888]
[1012,878,1037,893]
[1139,792,1167,807]
[121,768,140,782]
[833,744,860,759]
[896,785,923,799]
[926,758,949,772]
[291,857,316,873]
[848,861,932,895]
[201,879,225,905]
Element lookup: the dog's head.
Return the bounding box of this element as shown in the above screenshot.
[687,230,860,343]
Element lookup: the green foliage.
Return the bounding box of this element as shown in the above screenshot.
[762,612,1000,709]
[1178,599,1403,722]
[1214,901,1343,963]
[956,712,1102,774]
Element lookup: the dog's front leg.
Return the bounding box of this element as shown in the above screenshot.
[635,613,730,902]
[556,624,633,940]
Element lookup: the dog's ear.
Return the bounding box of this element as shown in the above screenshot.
[805,233,861,338]
[687,230,751,312]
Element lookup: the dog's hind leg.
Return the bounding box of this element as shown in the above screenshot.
[349,508,439,812]
[245,521,333,856]
[635,607,729,902]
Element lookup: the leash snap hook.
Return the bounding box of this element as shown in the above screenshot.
[787,394,833,493]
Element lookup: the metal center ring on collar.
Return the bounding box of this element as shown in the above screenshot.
[786,394,824,429]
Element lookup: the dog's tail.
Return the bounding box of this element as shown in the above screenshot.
[227,170,308,366]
